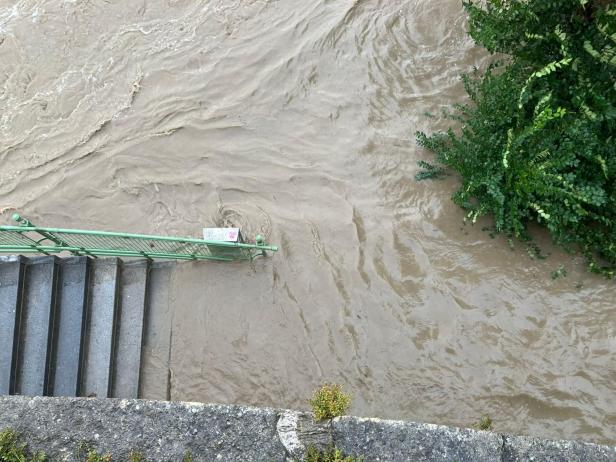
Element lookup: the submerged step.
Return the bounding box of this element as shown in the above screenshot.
[139,262,174,400]
[112,259,149,399]
[0,257,25,395]
[82,258,120,398]
[15,256,59,396]
[51,257,91,397]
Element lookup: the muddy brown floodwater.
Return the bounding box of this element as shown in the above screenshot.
[1,0,615,445]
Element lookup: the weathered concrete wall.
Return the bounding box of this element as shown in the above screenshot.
[0,396,614,461]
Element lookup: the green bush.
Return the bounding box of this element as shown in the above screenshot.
[417,0,616,277]
[309,384,351,421]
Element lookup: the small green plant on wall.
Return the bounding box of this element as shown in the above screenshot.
[306,446,363,462]
[75,441,114,462]
[128,450,144,462]
[473,415,493,431]
[0,428,46,462]
[310,383,351,421]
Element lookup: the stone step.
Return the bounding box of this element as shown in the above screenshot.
[82,258,120,398]
[112,259,150,399]
[15,256,59,396]
[51,256,91,397]
[0,257,26,395]
[0,255,170,400]
[139,262,174,400]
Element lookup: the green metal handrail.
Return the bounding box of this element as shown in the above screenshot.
[0,213,278,262]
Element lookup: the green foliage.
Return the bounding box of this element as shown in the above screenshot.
[415,160,447,180]
[417,0,616,277]
[127,451,143,462]
[0,429,46,462]
[0,430,195,462]
[473,415,493,431]
[75,442,111,462]
[83,450,111,462]
[306,446,363,462]
[310,384,352,421]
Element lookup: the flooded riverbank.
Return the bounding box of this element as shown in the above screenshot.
[1,0,614,444]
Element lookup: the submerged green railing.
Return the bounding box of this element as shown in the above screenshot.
[0,213,277,262]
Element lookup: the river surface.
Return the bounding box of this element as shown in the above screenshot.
[1,0,615,445]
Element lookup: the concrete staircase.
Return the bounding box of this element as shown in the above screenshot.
[0,256,167,399]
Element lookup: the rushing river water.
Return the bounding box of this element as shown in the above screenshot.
[1,0,615,445]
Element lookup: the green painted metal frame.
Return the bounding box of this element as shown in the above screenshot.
[0,213,278,262]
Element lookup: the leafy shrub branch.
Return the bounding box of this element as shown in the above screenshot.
[417,0,616,277]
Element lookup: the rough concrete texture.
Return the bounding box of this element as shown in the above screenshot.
[333,416,503,461]
[0,396,615,461]
[502,434,616,462]
[0,396,285,461]
[277,410,332,459]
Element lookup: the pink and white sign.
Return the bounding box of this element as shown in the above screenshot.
[203,228,241,242]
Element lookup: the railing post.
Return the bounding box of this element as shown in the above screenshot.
[256,234,267,257]
[12,213,33,227]
[12,213,83,257]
